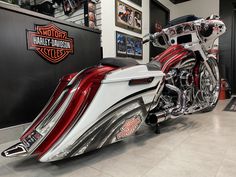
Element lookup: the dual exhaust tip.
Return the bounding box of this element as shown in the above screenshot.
[145,112,166,125]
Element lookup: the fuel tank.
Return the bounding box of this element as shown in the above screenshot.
[154,44,195,73]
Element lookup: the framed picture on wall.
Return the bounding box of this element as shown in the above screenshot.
[116,31,143,60]
[116,32,127,57]
[128,0,142,6]
[115,0,142,34]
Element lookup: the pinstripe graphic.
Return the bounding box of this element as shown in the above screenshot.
[162,53,189,72]
[152,44,195,73]
[179,58,196,69]
[162,51,189,72]
[158,47,185,63]
[66,98,148,157]
[159,48,185,63]
[64,84,160,158]
[155,45,184,62]
[154,45,182,60]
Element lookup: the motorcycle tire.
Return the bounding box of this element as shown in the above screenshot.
[200,58,220,113]
[201,80,220,113]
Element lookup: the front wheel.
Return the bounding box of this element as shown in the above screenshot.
[199,58,220,112]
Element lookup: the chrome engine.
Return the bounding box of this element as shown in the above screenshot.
[165,68,194,115]
[147,59,197,125]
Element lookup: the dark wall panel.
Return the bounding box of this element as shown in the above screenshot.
[220,0,236,94]
[0,4,101,128]
[149,0,170,60]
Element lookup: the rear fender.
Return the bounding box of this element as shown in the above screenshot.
[17,66,117,157]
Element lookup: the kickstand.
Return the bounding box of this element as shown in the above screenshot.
[155,123,161,134]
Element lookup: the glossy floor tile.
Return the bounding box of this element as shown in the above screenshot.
[0,99,235,177]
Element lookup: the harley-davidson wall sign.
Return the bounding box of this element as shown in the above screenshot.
[27,23,74,63]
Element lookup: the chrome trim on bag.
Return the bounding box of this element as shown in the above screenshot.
[25,81,80,155]
[1,142,28,157]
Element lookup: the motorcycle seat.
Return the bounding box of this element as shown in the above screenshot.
[146,60,162,71]
[100,58,139,67]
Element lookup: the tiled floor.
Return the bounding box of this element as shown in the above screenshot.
[0,100,236,177]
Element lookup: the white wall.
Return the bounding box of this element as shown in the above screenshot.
[101,0,220,64]
[101,0,150,64]
[158,0,219,19]
[159,0,220,46]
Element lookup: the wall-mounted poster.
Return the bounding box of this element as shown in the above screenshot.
[116,31,142,59]
[88,0,97,28]
[115,0,142,34]
[128,0,142,6]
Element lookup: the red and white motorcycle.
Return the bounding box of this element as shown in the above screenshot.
[2,14,226,162]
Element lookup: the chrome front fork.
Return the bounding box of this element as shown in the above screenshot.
[199,48,217,85]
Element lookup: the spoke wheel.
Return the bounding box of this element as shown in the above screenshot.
[200,58,220,112]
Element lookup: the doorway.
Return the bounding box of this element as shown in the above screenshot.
[231,8,236,93]
[219,0,236,94]
[149,0,170,61]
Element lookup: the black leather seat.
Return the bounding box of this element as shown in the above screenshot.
[100,57,161,71]
[100,58,139,67]
[146,60,162,71]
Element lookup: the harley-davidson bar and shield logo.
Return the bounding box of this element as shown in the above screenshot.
[116,115,142,140]
[27,24,74,63]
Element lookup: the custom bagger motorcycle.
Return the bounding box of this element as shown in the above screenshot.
[2,14,226,162]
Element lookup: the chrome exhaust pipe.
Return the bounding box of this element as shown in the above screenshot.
[146,111,166,125]
[147,84,185,124]
[166,84,182,107]
[165,84,185,118]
